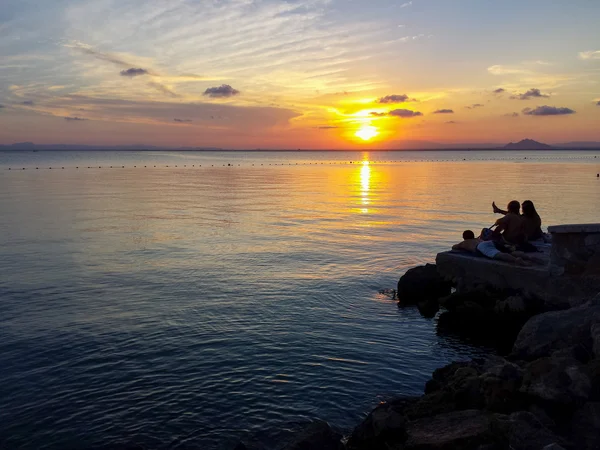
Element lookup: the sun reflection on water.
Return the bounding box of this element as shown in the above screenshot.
[360,160,371,212]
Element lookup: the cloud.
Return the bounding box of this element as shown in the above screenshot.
[203,84,240,98]
[0,104,4,108]
[465,103,484,109]
[389,109,423,118]
[493,88,505,94]
[64,116,87,121]
[487,65,532,75]
[174,118,192,123]
[315,125,338,129]
[377,94,416,104]
[370,112,387,117]
[510,88,549,100]
[504,112,519,117]
[597,101,600,106]
[400,1,412,7]
[445,121,457,124]
[433,109,454,114]
[148,81,178,98]
[578,50,600,60]
[120,68,149,77]
[522,106,575,116]
[22,100,34,106]
[67,41,131,67]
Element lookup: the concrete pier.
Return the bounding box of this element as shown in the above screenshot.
[436,223,600,306]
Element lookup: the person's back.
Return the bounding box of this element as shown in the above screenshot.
[495,201,525,244]
[521,200,543,241]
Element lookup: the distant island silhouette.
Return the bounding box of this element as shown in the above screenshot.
[502,139,554,150]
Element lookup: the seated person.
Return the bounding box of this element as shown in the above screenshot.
[493,199,543,241]
[493,200,525,245]
[452,230,542,266]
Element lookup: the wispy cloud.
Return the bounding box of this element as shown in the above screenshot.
[433,109,454,114]
[510,88,549,100]
[203,84,240,98]
[370,112,387,117]
[389,109,423,118]
[22,100,35,106]
[377,94,416,104]
[174,118,192,123]
[64,116,87,121]
[465,103,484,109]
[400,1,413,7]
[445,121,457,124]
[522,106,575,116]
[578,50,600,60]
[148,82,178,98]
[505,112,520,117]
[597,101,600,106]
[493,88,505,94]
[120,68,149,77]
[488,65,532,75]
[315,125,339,129]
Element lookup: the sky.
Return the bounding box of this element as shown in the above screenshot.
[1,0,599,149]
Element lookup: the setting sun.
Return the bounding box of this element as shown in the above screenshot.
[355,125,379,141]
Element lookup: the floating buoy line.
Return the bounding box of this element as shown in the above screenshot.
[4,154,599,171]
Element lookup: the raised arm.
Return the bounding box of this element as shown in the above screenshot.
[492,201,507,215]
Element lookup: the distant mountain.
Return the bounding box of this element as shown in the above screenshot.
[503,139,554,150]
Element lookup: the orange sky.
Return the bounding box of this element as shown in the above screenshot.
[1,0,599,148]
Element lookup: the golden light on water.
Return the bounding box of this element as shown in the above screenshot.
[360,160,371,212]
[355,125,378,141]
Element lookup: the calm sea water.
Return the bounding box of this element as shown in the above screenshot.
[1,150,599,449]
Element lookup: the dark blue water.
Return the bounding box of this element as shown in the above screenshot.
[1,150,599,449]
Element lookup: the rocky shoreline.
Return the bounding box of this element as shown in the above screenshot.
[233,263,600,450]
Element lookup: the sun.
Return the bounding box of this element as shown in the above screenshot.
[355,125,378,141]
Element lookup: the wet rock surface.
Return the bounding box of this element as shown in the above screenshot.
[397,264,452,307]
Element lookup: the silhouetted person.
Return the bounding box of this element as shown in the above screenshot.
[492,200,525,245]
[452,230,543,265]
[493,199,543,241]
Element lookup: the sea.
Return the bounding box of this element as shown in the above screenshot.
[1,150,599,449]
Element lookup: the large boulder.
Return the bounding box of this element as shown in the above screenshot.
[282,421,344,450]
[569,402,600,450]
[397,264,452,307]
[493,411,570,450]
[520,354,591,405]
[403,409,499,450]
[346,402,408,450]
[511,303,600,361]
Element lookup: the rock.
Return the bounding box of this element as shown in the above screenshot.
[404,409,498,450]
[520,355,591,405]
[346,402,407,450]
[397,264,451,307]
[417,297,440,318]
[591,323,600,359]
[587,358,600,401]
[569,402,600,450]
[493,411,568,450]
[282,421,343,450]
[511,303,600,361]
[494,295,526,314]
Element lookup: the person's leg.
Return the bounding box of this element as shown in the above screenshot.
[512,251,545,265]
[493,253,530,266]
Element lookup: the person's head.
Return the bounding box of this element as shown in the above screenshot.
[522,200,538,218]
[463,230,475,240]
[507,200,520,214]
